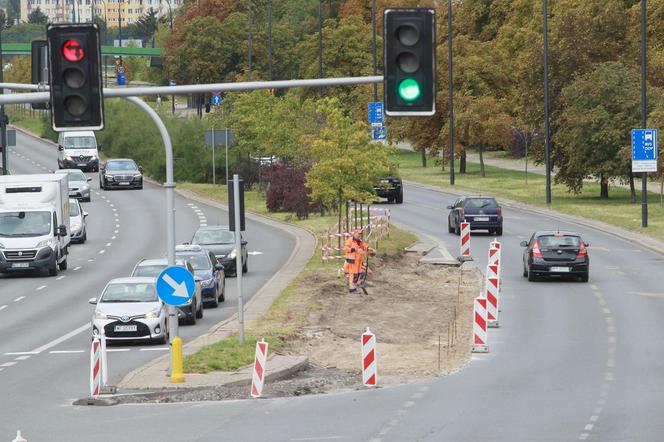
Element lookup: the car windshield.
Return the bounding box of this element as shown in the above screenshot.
[65,171,87,182]
[538,235,581,248]
[176,253,211,270]
[100,282,157,302]
[69,202,80,216]
[106,161,138,171]
[464,198,498,209]
[192,229,235,245]
[63,136,96,149]
[132,265,166,277]
[0,211,51,237]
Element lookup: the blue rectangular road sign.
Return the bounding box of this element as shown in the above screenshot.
[373,125,387,141]
[368,102,384,126]
[632,129,658,173]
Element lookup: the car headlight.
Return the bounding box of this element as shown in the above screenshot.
[145,308,161,319]
[0,242,4,249]
[201,278,215,288]
[37,238,55,248]
[133,173,142,178]
[94,310,108,319]
[228,249,237,260]
[71,221,82,231]
[105,174,113,180]
[81,184,89,191]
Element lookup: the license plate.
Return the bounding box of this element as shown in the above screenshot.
[550,266,570,272]
[114,325,137,332]
[77,163,87,167]
[12,262,29,268]
[119,182,130,185]
[475,217,489,222]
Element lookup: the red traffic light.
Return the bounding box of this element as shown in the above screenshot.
[62,39,85,62]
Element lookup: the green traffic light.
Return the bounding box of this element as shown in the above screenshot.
[398,78,421,102]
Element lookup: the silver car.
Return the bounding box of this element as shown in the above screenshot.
[69,198,87,243]
[55,169,92,202]
[89,277,168,344]
[130,258,204,325]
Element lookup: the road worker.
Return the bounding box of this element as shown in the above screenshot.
[343,228,374,294]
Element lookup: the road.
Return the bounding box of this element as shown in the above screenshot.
[4,135,664,441]
[0,131,295,438]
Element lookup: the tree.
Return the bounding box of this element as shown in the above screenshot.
[136,8,159,40]
[27,7,48,24]
[306,99,391,206]
[0,9,7,30]
[169,16,227,84]
[557,62,641,198]
[4,55,31,83]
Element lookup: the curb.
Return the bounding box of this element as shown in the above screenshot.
[117,187,316,390]
[404,179,664,257]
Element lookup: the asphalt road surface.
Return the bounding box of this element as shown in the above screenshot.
[0,130,294,439]
[3,134,664,441]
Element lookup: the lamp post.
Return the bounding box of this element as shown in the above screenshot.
[640,0,648,227]
[543,0,552,205]
[165,0,174,115]
[448,0,455,185]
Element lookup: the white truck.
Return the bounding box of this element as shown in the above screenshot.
[0,174,71,276]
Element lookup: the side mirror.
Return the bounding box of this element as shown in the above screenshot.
[214,263,224,271]
[584,242,590,247]
[83,212,88,218]
[520,241,528,247]
[97,144,102,151]
[87,177,92,182]
[241,240,247,246]
[57,225,67,237]
[88,297,97,305]
[57,145,64,151]
[446,205,453,210]
[138,166,144,173]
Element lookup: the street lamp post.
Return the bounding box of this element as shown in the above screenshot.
[543,0,552,205]
[165,0,174,115]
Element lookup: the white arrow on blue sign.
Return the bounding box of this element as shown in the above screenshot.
[631,128,658,173]
[373,125,387,141]
[156,266,196,306]
[368,102,384,126]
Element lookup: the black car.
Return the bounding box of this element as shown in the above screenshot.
[373,176,403,204]
[191,226,248,276]
[100,159,143,190]
[447,196,503,235]
[521,231,590,282]
[175,244,226,308]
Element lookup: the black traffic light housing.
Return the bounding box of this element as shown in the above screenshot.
[47,24,104,131]
[383,8,436,116]
[227,178,246,232]
[31,40,50,110]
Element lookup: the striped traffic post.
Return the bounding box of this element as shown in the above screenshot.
[361,327,377,387]
[489,240,502,289]
[459,222,471,259]
[89,336,101,397]
[472,296,489,353]
[100,329,108,390]
[485,268,500,328]
[250,339,269,398]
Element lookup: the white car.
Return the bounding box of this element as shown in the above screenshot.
[89,277,168,344]
[69,198,87,243]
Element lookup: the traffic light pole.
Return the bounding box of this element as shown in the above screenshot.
[0,29,7,175]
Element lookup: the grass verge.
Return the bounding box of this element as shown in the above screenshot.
[180,182,417,373]
[397,150,664,242]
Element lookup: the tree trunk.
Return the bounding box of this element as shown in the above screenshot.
[421,149,427,168]
[660,173,663,207]
[459,149,467,174]
[600,173,609,198]
[629,171,636,203]
[478,144,485,178]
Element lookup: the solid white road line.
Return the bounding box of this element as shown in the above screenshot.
[106,348,131,352]
[0,305,7,311]
[30,323,89,354]
[49,350,85,354]
[3,352,39,356]
[1,362,18,367]
[14,355,31,361]
[139,347,170,351]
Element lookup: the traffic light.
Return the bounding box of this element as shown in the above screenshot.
[47,24,104,131]
[383,8,436,116]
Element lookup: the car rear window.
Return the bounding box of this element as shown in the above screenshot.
[538,235,581,248]
[464,198,498,209]
[133,265,166,277]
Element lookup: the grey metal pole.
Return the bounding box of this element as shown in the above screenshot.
[543,0,552,205]
[641,0,648,227]
[124,96,178,343]
[268,0,273,81]
[448,0,454,185]
[247,0,252,81]
[225,128,229,183]
[212,128,216,185]
[233,174,244,344]
[318,0,323,80]
[0,28,7,176]
[371,0,378,101]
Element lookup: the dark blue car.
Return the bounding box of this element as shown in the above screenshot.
[175,245,226,308]
[447,196,503,236]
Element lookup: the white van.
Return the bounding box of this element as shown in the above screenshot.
[57,131,101,172]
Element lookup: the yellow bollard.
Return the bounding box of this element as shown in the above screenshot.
[170,336,185,383]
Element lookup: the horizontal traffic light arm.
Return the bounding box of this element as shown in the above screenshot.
[0,76,384,105]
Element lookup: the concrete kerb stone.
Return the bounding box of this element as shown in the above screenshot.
[404,180,664,257]
[117,187,316,390]
[392,220,460,266]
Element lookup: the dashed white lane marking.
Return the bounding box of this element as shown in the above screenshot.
[608,336,616,344]
[88,259,95,262]
[13,296,25,302]
[114,230,119,234]
[56,275,65,280]
[200,223,208,227]
[290,437,346,441]
[0,305,8,311]
[115,224,120,228]
[49,350,85,354]
[14,355,31,361]
[628,291,664,299]
[106,348,131,352]
[589,415,599,422]
[590,284,599,290]
[99,250,105,254]
[106,242,112,247]
[3,352,39,356]
[74,266,82,271]
[111,236,116,240]
[602,307,611,315]
[579,434,589,440]
[1,362,18,367]
[31,323,89,354]
[584,424,594,431]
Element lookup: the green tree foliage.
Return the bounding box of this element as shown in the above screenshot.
[135,8,160,39]
[4,55,31,84]
[27,7,48,24]
[1,23,45,43]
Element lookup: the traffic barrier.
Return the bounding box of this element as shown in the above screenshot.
[489,240,502,289]
[89,336,101,397]
[472,297,489,353]
[459,222,471,259]
[12,430,27,442]
[251,339,269,398]
[485,270,500,328]
[362,327,377,386]
[100,329,108,389]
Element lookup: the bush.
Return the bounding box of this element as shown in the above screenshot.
[265,165,313,219]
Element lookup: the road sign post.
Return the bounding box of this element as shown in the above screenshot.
[632,128,658,228]
[233,174,245,343]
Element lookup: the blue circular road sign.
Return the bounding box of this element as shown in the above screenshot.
[156,266,196,306]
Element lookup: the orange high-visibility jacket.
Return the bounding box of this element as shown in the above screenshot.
[344,238,367,274]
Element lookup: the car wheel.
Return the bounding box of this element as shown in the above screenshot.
[196,299,203,318]
[448,222,454,234]
[84,196,91,202]
[396,190,403,204]
[81,231,87,243]
[580,271,589,283]
[219,285,225,302]
[58,256,67,271]
[48,255,59,276]
[207,296,219,308]
[188,306,197,325]
[527,268,537,282]
[496,226,503,236]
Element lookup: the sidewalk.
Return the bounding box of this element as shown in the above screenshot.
[116,188,316,391]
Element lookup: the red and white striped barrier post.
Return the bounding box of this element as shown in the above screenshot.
[459,222,471,260]
[90,336,101,397]
[250,339,269,398]
[489,240,502,289]
[100,329,108,390]
[472,297,489,353]
[485,269,500,328]
[361,327,377,387]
